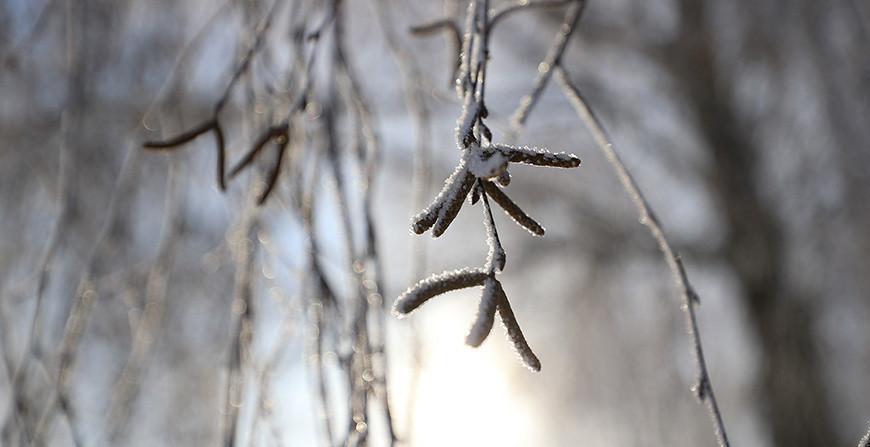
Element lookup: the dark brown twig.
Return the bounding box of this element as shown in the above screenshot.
[142,0,284,192]
[144,119,226,190]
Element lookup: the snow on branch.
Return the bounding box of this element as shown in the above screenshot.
[397,0,581,373]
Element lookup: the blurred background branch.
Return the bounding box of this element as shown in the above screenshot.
[0,0,868,446]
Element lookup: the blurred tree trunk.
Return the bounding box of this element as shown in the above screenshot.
[664,1,839,445]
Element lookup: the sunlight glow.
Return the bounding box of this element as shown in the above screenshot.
[409,299,538,447]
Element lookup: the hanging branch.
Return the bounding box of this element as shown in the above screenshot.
[24,2,239,442]
[300,148,338,447]
[223,203,260,447]
[371,0,439,439]
[138,1,399,444]
[395,0,581,372]
[335,8,398,443]
[31,143,141,447]
[554,65,730,447]
[1,113,73,445]
[105,155,184,446]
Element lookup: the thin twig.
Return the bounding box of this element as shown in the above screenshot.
[31,143,142,447]
[370,0,438,441]
[1,111,72,444]
[554,64,730,447]
[489,0,573,29]
[223,197,260,447]
[104,155,184,445]
[335,7,398,443]
[505,0,585,142]
[0,0,62,68]
[142,0,284,192]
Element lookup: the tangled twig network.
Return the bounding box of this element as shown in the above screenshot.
[138,1,399,445]
[393,0,581,372]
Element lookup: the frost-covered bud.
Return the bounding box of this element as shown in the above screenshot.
[469,144,508,179]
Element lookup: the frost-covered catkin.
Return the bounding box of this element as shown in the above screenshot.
[411,158,469,234]
[394,268,488,315]
[496,288,541,372]
[399,0,586,374]
[495,144,581,168]
[432,169,476,237]
[481,181,545,236]
[465,277,499,347]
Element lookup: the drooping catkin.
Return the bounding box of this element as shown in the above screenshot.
[465,277,499,347]
[481,181,545,236]
[410,158,469,234]
[495,143,581,168]
[399,0,586,375]
[394,268,488,315]
[496,286,541,372]
[482,190,507,271]
[431,169,476,237]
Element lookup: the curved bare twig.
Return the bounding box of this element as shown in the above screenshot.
[554,64,731,447]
